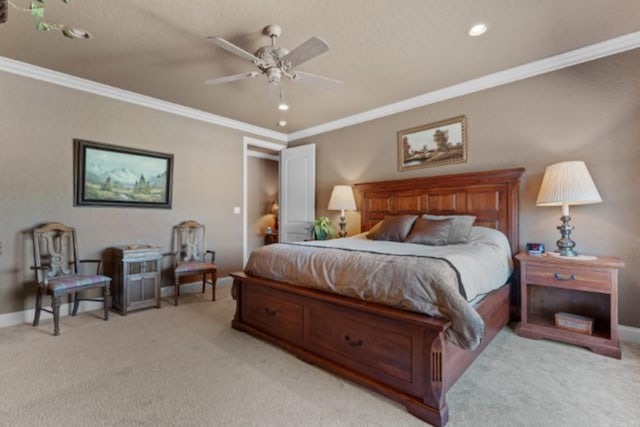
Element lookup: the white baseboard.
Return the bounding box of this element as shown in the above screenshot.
[4,277,638,344]
[0,276,233,329]
[619,325,640,344]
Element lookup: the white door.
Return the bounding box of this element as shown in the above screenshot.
[279,144,316,242]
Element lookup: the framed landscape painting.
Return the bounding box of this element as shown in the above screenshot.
[74,139,173,208]
[398,115,467,171]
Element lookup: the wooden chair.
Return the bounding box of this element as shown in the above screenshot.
[171,220,217,306]
[32,222,111,336]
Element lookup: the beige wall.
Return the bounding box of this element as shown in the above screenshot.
[246,156,279,253]
[295,49,640,327]
[2,49,639,328]
[0,71,283,315]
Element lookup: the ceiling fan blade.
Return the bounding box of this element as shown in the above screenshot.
[205,72,260,85]
[283,37,329,68]
[291,71,343,89]
[207,36,262,63]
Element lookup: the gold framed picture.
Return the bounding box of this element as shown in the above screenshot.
[398,115,467,171]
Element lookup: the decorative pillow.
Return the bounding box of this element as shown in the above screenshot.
[423,214,476,244]
[368,215,418,241]
[405,217,454,245]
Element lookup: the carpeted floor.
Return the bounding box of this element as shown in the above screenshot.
[1,284,638,427]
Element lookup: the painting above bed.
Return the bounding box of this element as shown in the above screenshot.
[398,115,467,171]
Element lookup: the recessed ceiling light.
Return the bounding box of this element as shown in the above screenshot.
[278,120,287,127]
[468,23,488,37]
[278,102,289,111]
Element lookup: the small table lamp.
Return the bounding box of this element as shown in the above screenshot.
[536,161,602,256]
[328,185,356,238]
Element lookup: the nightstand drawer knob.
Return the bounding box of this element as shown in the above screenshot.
[554,273,577,281]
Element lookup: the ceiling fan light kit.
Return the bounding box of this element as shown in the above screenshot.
[205,24,342,111]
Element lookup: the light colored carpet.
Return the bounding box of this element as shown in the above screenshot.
[1,284,638,427]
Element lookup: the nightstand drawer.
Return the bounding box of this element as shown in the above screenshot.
[525,264,611,291]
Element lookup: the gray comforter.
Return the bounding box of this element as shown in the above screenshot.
[244,227,512,350]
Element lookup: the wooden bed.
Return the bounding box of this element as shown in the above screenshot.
[230,168,524,426]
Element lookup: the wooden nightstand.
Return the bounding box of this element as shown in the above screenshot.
[515,252,624,359]
[264,233,279,245]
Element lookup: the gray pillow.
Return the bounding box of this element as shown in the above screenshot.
[368,215,417,241]
[405,217,453,245]
[423,214,476,244]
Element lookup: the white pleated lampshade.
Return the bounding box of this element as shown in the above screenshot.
[536,161,602,206]
[328,185,356,211]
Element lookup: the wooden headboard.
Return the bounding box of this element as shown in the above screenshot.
[353,168,525,255]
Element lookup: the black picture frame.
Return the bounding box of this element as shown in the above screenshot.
[74,139,173,208]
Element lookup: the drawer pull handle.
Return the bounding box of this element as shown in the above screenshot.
[264,308,278,316]
[344,335,363,347]
[554,273,577,281]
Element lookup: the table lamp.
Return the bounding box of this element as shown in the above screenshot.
[328,185,356,238]
[536,161,601,256]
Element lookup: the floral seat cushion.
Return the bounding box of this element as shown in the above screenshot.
[48,275,111,297]
[175,262,216,274]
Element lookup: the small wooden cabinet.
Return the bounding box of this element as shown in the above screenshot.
[111,245,162,315]
[515,252,624,358]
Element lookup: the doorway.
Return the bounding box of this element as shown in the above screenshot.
[242,137,284,266]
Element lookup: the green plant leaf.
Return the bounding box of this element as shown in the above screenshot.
[36,21,53,31]
[34,0,46,4]
[30,4,45,18]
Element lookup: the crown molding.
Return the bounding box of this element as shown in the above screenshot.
[2,31,639,144]
[287,31,640,142]
[0,56,288,142]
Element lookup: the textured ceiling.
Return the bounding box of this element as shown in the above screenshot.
[1,0,640,134]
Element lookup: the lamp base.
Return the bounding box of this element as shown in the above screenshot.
[556,215,577,257]
[338,215,347,238]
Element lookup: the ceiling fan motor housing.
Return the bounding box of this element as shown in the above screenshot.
[255,46,290,68]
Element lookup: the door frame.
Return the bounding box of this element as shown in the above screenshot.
[242,136,285,266]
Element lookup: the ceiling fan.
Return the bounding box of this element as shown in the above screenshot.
[205,24,342,108]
